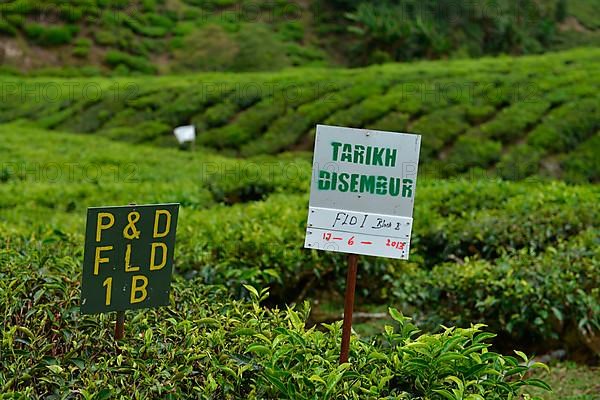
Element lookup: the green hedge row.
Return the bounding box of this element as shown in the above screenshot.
[392,228,600,357]
[174,180,598,294]
[0,235,550,398]
[528,96,600,154]
[1,124,598,353]
[561,132,600,183]
[2,48,598,180]
[239,77,393,156]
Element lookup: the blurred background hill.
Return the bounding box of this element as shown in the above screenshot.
[0,0,599,75]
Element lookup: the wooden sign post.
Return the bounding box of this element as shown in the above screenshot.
[80,203,180,340]
[115,310,125,340]
[304,125,421,363]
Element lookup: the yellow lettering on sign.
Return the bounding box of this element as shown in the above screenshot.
[124,243,140,272]
[96,212,114,242]
[149,242,168,271]
[94,246,113,275]
[130,275,148,304]
[153,210,171,238]
[103,277,112,306]
[123,211,141,240]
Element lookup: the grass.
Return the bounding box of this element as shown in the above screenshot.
[529,362,600,399]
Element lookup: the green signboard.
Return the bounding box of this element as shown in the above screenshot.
[80,203,180,314]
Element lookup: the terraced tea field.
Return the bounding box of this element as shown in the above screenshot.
[2,48,599,183]
[1,47,599,398]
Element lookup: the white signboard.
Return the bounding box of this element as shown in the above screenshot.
[304,125,421,260]
[173,125,196,144]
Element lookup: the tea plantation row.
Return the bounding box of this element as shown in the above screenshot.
[1,48,599,182]
[1,123,598,361]
[1,233,553,398]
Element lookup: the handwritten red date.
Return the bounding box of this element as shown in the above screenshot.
[322,232,343,241]
[386,239,406,251]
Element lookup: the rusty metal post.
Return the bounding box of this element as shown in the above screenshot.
[340,253,358,364]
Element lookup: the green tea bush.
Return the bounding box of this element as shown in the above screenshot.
[105,51,157,74]
[496,144,543,180]
[479,101,551,143]
[561,133,600,183]
[232,24,290,72]
[413,181,599,265]
[0,235,550,398]
[411,107,470,160]
[195,100,239,129]
[93,30,118,46]
[119,12,172,38]
[1,123,598,354]
[239,83,347,155]
[5,14,25,28]
[445,136,502,173]
[242,81,354,143]
[101,121,171,143]
[277,21,305,42]
[528,96,600,153]
[174,178,598,305]
[24,23,76,46]
[324,84,404,129]
[464,103,496,125]
[1,48,599,181]
[174,25,238,72]
[72,38,92,59]
[200,100,286,149]
[370,112,410,132]
[392,229,600,354]
[0,19,18,36]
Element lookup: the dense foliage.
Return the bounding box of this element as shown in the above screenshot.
[0,236,551,398]
[1,41,599,396]
[1,123,598,362]
[1,48,598,182]
[327,0,560,62]
[0,0,599,73]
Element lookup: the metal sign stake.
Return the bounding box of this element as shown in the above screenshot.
[340,253,358,364]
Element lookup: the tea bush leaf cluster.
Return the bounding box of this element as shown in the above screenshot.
[1,235,551,398]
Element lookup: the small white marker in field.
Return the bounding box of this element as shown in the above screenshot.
[173,125,196,145]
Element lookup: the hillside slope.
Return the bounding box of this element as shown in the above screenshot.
[1,122,598,360]
[0,0,599,74]
[2,48,599,181]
